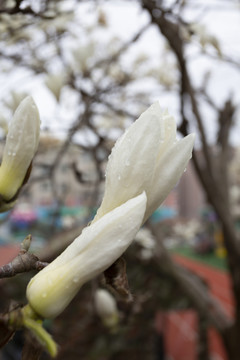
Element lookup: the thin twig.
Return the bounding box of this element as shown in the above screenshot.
[0,235,48,279]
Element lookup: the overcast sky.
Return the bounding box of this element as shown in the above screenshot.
[0,1,240,145]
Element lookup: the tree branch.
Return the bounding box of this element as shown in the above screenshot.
[0,235,48,279]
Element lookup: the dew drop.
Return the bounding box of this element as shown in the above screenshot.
[8,151,11,156]
[184,168,187,173]
[12,152,16,156]
[73,278,79,283]
[9,135,14,139]
[42,292,47,298]
[118,175,121,181]
[125,159,130,167]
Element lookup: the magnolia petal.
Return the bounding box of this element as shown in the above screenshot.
[94,289,119,327]
[144,134,195,221]
[45,73,65,102]
[27,192,147,318]
[0,96,40,200]
[94,104,163,221]
[157,111,177,158]
[95,289,118,318]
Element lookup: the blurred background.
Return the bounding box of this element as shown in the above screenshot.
[0,1,240,359]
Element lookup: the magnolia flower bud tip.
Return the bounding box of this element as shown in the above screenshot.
[13,96,41,129]
[147,101,161,115]
[186,133,196,150]
[189,133,196,141]
[139,190,147,203]
[19,95,35,109]
[180,132,195,147]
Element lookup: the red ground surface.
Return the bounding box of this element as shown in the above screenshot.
[163,254,234,360]
[0,245,19,267]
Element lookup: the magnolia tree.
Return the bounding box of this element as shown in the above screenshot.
[0,0,240,359]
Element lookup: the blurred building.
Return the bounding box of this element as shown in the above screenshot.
[162,161,205,220]
[22,134,99,208]
[177,162,205,219]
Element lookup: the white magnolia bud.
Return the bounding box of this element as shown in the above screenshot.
[94,101,195,223]
[27,192,147,319]
[0,96,40,202]
[94,289,119,327]
[45,73,65,102]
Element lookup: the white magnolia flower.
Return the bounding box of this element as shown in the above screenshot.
[26,101,194,321]
[4,90,28,113]
[0,96,40,204]
[94,101,195,223]
[27,192,147,319]
[94,289,119,327]
[45,73,66,102]
[135,228,156,250]
[72,41,95,73]
[189,23,221,56]
[135,228,156,260]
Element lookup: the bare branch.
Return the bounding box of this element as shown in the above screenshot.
[0,235,48,279]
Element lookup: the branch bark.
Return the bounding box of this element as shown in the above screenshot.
[0,235,48,279]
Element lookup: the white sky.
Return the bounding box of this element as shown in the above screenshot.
[0,0,240,146]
